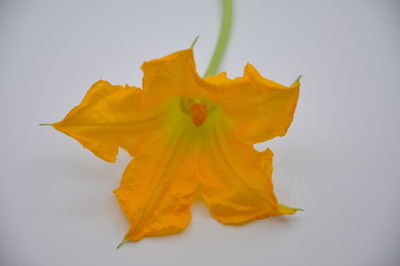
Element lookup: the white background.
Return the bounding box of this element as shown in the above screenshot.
[1,0,399,265]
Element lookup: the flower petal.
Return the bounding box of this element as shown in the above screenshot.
[53,80,170,162]
[141,49,200,97]
[114,127,197,241]
[205,65,300,144]
[197,125,297,224]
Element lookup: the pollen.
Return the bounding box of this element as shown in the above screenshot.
[191,103,207,126]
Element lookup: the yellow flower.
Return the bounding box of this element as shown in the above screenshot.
[53,48,301,242]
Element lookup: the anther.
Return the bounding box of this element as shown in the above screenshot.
[191,103,207,126]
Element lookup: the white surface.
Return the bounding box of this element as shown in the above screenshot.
[1,0,399,265]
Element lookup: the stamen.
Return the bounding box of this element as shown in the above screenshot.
[191,103,207,126]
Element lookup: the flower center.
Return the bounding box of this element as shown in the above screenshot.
[191,103,207,126]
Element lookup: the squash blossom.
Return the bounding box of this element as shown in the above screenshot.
[51,48,301,242]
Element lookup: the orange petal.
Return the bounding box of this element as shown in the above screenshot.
[53,81,170,162]
[205,65,300,144]
[141,49,200,97]
[114,127,197,241]
[197,124,295,224]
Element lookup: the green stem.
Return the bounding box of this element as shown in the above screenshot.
[204,0,233,77]
[39,123,53,126]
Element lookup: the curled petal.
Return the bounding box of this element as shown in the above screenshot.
[205,65,300,144]
[197,125,299,224]
[141,49,200,97]
[114,127,197,241]
[53,81,171,162]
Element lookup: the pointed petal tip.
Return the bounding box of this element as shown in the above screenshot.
[278,204,303,215]
[116,239,127,249]
[243,63,256,73]
[190,36,200,49]
[290,75,302,87]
